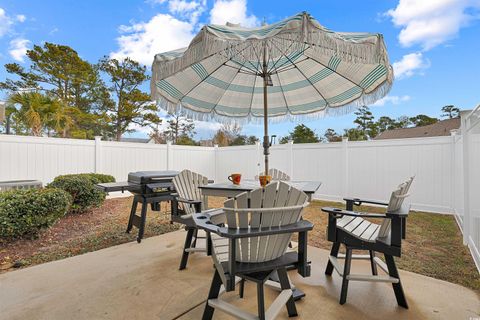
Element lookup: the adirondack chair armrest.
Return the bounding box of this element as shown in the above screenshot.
[216,219,314,239]
[175,197,203,213]
[386,205,410,217]
[192,212,223,234]
[343,197,389,210]
[321,207,388,219]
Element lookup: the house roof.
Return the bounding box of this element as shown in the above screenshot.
[374,118,461,140]
[119,137,151,143]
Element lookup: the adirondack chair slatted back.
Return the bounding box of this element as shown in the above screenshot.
[255,168,291,181]
[172,169,208,214]
[222,181,308,263]
[269,168,291,181]
[377,176,414,238]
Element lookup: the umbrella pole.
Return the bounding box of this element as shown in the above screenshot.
[263,75,269,176]
[262,40,269,176]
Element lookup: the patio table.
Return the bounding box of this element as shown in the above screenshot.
[199,180,321,203]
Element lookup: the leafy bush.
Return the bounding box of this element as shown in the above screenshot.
[47,173,113,213]
[55,173,115,184]
[0,188,71,239]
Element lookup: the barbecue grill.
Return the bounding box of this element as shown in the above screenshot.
[97,170,179,242]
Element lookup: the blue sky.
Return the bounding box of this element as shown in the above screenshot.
[1,0,479,139]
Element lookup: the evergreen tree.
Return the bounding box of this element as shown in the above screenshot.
[441,105,460,119]
[324,128,342,142]
[409,114,438,127]
[98,57,161,141]
[343,128,368,141]
[376,116,398,133]
[280,124,321,144]
[163,112,195,144]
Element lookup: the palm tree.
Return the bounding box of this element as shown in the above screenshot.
[7,92,73,137]
[9,92,47,136]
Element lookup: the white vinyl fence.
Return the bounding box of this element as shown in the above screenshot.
[0,132,463,214]
[458,105,480,270]
[0,114,479,270]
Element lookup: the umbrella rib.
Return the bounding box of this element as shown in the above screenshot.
[248,71,258,117]
[305,55,365,92]
[211,59,252,116]
[274,72,292,116]
[177,43,260,104]
[224,62,258,76]
[266,39,306,75]
[274,36,366,91]
[160,41,249,79]
[178,58,230,105]
[269,40,330,108]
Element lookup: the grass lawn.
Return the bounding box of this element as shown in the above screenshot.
[1,195,478,293]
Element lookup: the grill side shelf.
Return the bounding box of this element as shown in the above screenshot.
[96,181,139,193]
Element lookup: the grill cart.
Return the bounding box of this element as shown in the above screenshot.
[97,171,179,243]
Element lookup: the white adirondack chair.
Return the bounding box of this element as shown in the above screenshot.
[255,168,291,181]
[322,176,414,308]
[172,169,222,270]
[194,181,313,320]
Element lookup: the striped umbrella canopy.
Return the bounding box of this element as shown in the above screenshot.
[151,12,393,175]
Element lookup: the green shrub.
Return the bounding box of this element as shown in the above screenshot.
[55,173,116,184]
[47,173,112,213]
[0,188,71,239]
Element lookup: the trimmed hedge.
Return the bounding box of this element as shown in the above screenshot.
[47,173,115,213]
[0,188,72,239]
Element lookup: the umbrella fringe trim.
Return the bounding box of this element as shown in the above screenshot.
[152,76,392,126]
[153,21,391,81]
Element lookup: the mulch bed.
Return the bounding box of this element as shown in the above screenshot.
[0,196,178,272]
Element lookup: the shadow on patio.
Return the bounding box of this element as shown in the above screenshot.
[0,230,478,320]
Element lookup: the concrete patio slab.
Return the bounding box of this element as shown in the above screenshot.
[0,230,478,320]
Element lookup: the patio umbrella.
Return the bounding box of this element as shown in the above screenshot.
[151,12,393,175]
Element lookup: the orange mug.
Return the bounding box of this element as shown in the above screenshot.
[228,173,242,185]
[259,175,271,187]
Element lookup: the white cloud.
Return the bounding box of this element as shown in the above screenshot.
[386,0,480,50]
[168,0,206,24]
[16,14,26,23]
[0,8,14,37]
[193,120,223,132]
[111,14,196,65]
[372,95,411,107]
[392,52,430,79]
[209,0,259,27]
[9,38,31,62]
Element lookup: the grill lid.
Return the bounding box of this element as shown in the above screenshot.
[127,170,179,184]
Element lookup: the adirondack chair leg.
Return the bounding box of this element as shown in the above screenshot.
[239,278,245,298]
[136,199,148,243]
[126,198,138,233]
[325,242,341,276]
[191,228,198,249]
[369,251,378,275]
[339,248,353,305]
[384,254,409,309]
[206,232,212,256]
[202,269,223,320]
[277,267,298,317]
[257,282,266,320]
[179,228,195,270]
